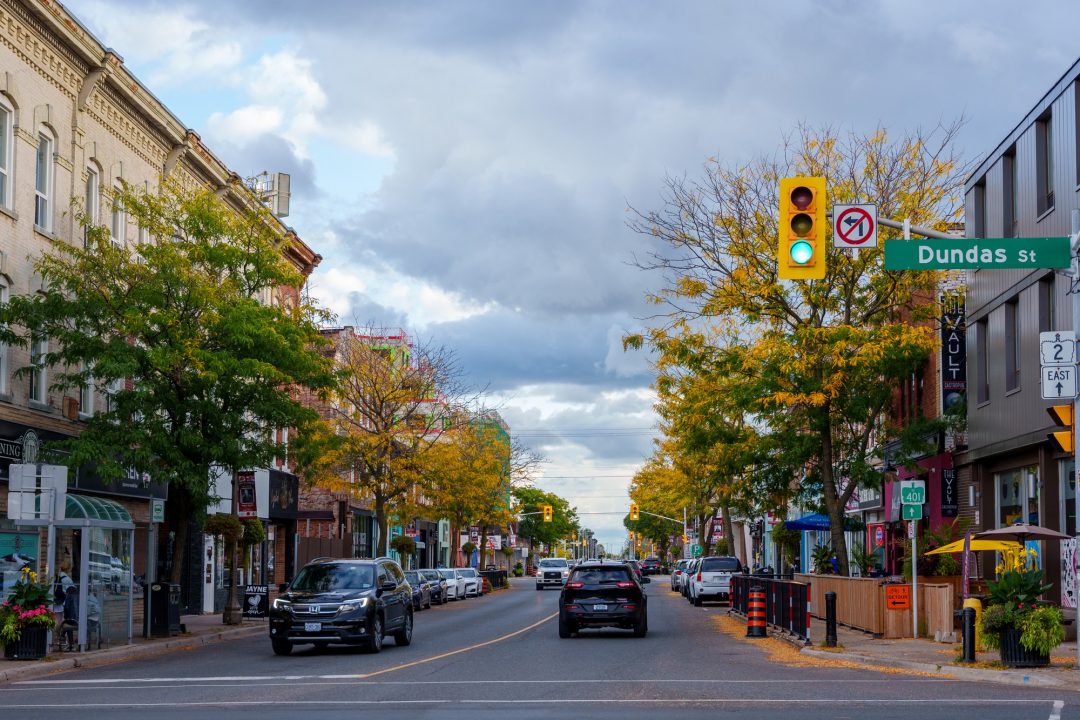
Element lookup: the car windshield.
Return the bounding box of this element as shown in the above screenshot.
[539,559,567,568]
[458,568,477,577]
[701,557,741,572]
[290,563,374,592]
[572,568,631,584]
[404,571,419,583]
[438,569,458,579]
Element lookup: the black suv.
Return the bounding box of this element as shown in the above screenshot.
[558,560,649,638]
[639,556,661,575]
[269,557,413,655]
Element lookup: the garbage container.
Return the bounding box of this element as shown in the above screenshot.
[146,582,181,637]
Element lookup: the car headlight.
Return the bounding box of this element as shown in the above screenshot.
[272,598,291,610]
[561,571,569,577]
[337,598,370,614]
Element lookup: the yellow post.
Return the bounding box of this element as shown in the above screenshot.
[963,597,983,652]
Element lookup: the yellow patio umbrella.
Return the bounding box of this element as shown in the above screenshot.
[924,539,1022,556]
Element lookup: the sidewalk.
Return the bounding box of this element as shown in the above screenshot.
[792,614,1080,688]
[0,614,265,684]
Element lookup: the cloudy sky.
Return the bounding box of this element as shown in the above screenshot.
[66,0,1080,552]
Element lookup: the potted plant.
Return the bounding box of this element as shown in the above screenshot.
[978,549,1063,667]
[390,534,417,559]
[513,561,524,577]
[1,566,57,660]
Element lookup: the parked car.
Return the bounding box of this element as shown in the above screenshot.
[558,560,649,638]
[625,559,644,583]
[640,556,662,575]
[670,559,690,591]
[681,559,700,598]
[404,571,432,610]
[438,568,466,600]
[689,556,743,606]
[269,557,413,656]
[457,567,483,597]
[418,568,449,605]
[536,558,570,590]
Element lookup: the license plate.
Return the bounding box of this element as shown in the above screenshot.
[304,622,321,632]
[593,604,608,611]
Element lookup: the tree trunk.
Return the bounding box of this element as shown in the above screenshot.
[375,497,389,557]
[168,489,192,585]
[477,528,488,569]
[820,410,850,576]
[721,503,740,564]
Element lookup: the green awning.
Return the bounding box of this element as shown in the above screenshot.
[65,494,132,523]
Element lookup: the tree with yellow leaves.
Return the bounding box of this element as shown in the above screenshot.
[629,123,972,574]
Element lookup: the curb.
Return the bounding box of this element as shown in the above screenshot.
[800,647,1068,688]
[0,623,264,685]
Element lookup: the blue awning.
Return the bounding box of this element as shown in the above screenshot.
[784,513,831,531]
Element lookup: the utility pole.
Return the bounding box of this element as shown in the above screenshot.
[1071,209,1080,671]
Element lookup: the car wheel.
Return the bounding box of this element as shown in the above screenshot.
[368,614,383,654]
[633,613,648,638]
[694,595,703,607]
[394,611,413,646]
[558,614,575,639]
[271,639,292,656]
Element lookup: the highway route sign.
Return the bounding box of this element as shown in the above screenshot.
[833,204,877,248]
[899,480,925,505]
[902,504,923,521]
[1042,365,1078,400]
[1041,331,1076,366]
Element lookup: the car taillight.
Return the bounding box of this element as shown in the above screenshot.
[566,581,584,589]
[623,604,637,610]
[565,604,580,610]
[615,581,635,588]
[697,573,702,581]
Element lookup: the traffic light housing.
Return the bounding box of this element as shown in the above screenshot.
[629,503,639,521]
[1048,404,1074,453]
[778,176,827,280]
[542,504,553,523]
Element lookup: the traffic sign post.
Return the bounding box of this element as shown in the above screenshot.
[1040,330,1078,400]
[1042,366,1078,400]
[899,480,926,505]
[883,237,1071,270]
[833,204,877,249]
[899,479,925,640]
[902,504,922,520]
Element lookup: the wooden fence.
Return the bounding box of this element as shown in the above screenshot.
[794,573,955,639]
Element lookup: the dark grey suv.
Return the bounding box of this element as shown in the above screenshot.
[269,557,413,655]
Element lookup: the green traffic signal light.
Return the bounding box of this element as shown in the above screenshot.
[789,240,814,264]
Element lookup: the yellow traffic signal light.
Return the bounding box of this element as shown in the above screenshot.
[630,503,639,521]
[682,534,689,543]
[778,176,827,280]
[542,505,553,523]
[1048,404,1074,453]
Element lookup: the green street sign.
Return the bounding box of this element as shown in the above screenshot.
[883,237,1070,270]
[899,480,925,505]
[692,544,703,557]
[151,498,165,524]
[902,504,923,521]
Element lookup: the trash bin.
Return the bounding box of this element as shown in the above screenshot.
[146,582,181,637]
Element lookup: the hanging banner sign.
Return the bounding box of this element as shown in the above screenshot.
[237,471,258,519]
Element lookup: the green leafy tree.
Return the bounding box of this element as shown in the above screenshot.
[0,183,334,585]
[512,487,577,564]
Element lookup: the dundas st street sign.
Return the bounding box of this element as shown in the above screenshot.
[883,237,1071,270]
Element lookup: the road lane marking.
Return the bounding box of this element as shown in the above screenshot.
[17,611,558,686]
[1050,700,1064,720]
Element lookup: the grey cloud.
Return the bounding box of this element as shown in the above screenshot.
[205,133,318,200]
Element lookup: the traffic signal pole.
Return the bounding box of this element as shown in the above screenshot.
[1071,209,1080,671]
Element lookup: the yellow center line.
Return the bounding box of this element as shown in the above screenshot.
[348,612,558,680]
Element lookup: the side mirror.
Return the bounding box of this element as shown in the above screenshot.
[379,581,397,593]
[278,583,289,593]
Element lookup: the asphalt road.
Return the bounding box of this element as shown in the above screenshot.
[2,576,1077,720]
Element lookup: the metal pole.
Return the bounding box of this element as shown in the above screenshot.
[912,520,919,639]
[1071,208,1080,671]
[962,607,976,663]
[825,591,837,647]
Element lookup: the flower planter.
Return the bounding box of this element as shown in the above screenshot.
[999,627,1050,668]
[3,624,49,661]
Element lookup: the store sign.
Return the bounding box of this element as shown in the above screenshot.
[868,523,885,549]
[940,292,966,411]
[269,470,298,519]
[885,585,911,610]
[243,585,268,617]
[941,468,958,518]
[237,471,258,519]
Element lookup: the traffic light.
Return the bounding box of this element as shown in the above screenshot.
[1047,404,1074,453]
[542,504,553,523]
[629,503,639,521]
[777,176,827,280]
[682,534,689,543]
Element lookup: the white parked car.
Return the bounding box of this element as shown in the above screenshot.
[457,567,483,597]
[690,556,742,606]
[535,558,570,590]
[438,568,467,600]
[670,559,690,591]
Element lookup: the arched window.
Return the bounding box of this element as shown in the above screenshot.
[85,165,100,246]
[0,280,9,395]
[34,131,55,232]
[110,181,125,247]
[0,96,12,211]
[29,334,46,403]
[79,362,94,417]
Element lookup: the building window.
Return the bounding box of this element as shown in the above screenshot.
[1036,111,1054,215]
[85,168,100,246]
[105,377,123,413]
[79,363,94,417]
[29,335,46,403]
[996,465,1039,527]
[1039,276,1055,333]
[1002,148,1016,238]
[976,318,989,403]
[971,180,985,238]
[34,133,53,231]
[0,101,10,210]
[1005,298,1019,392]
[0,282,8,395]
[1062,459,1076,537]
[110,184,125,247]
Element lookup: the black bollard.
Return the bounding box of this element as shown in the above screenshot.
[825,591,837,647]
[962,607,976,663]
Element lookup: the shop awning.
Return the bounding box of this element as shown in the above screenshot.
[783,513,861,532]
[65,493,132,523]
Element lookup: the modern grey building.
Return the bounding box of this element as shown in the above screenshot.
[960,58,1080,604]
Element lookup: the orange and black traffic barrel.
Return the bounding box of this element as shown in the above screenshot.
[746,584,767,639]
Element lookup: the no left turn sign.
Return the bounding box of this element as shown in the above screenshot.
[833,204,877,248]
